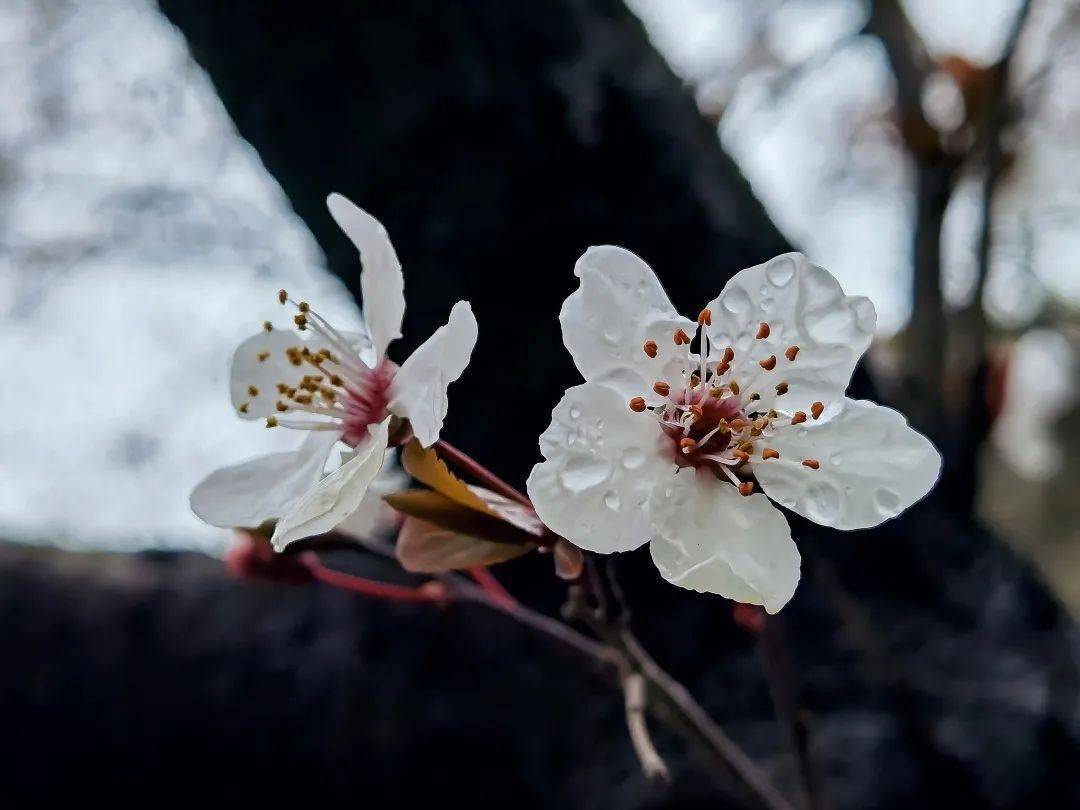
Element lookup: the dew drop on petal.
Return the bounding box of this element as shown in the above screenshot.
[875,487,902,515]
[622,447,646,469]
[601,326,622,345]
[569,406,581,420]
[804,481,841,524]
[603,490,621,510]
[560,456,611,493]
[766,257,796,287]
[829,453,843,466]
[721,288,752,314]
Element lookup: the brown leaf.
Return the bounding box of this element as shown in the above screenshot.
[384,489,540,547]
[402,440,492,514]
[467,486,544,536]
[553,538,584,580]
[396,518,533,573]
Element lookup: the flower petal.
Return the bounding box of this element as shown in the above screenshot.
[526,381,672,554]
[649,468,800,614]
[389,300,477,447]
[334,448,408,542]
[751,398,941,530]
[560,246,696,401]
[706,253,877,415]
[327,193,405,361]
[271,418,391,550]
[190,430,340,528]
[230,329,348,419]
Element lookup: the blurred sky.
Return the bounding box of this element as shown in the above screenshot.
[1,0,1077,551]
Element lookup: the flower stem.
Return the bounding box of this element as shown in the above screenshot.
[434,439,532,507]
[301,551,443,603]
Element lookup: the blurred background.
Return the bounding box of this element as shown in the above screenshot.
[1,0,1078,807]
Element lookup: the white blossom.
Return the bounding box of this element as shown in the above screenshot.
[527,247,940,612]
[191,193,477,550]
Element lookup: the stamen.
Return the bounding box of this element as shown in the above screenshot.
[263,321,273,333]
[237,403,249,414]
[629,397,647,413]
[688,404,704,420]
[759,355,777,371]
[679,438,697,454]
[785,345,800,361]
[708,386,722,398]
[673,329,691,346]
[775,381,788,396]
[733,449,750,461]
[762,448,780,460]
[728,381,740,395]
[697,308,712,326]
[278,289,288,305]
[802,458,820,469]
[643,340,658,358]
[298,301,310,313]
[716,361,730,377]
[738,481,755,497]
[756,322,770,340]
[293,314,308,330]
[722,347,734,364]
[748,392,760,402]
[276,401,289,412]
[247,385,259,397]
[791,411,807,425]
[266,416,278,427]
[811,401,824,420]
[257,351,270,362]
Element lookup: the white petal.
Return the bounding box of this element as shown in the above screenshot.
[706,253,877,415]
[271,419,391,550]
[327,193,405,361]
[334,449,407,542]
[560,245,696,401]
[751,398,941,530]
[526,382,672,554]
[389,300,477,447]
[229,329,347,419]
[190,430,340,528]
[649,468,800,614]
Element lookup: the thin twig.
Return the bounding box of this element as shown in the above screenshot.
[622,671,670,782]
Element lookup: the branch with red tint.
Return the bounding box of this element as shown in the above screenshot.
[300,551,446,603]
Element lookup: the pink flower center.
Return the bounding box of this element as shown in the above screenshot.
[340,360,395,447]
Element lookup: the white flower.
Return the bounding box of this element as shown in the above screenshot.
[526,247,940,613]
[191,193,477,550]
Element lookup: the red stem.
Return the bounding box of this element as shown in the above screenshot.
[468,566,518,608]
[301,552,443,603]
[434,439,532,507]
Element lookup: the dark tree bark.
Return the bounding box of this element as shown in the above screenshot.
[1,2,1076,808]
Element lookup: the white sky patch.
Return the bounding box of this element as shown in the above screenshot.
[0,0,362,553]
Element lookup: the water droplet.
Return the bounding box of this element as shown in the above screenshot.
[601,326,622,345]
[829,453,843,466]
[622,447,646,469]
[569,406,581,420]
[559,456,612,493]
[797,427,809,438]
[874,487,902,515]
[595,418,604,429]
[804,481,841,524]
[766,257,795,287]
[721,288,752,314]
[603,490,621,510]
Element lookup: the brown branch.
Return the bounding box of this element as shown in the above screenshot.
[622,671,671,782]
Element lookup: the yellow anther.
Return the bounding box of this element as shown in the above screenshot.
[697,308,712,327]
[679,438,697,454]
[767,409,779,419]
[733,449,750,461]
[811,401,825,420]
[785,345,800,361]
[629,397,647,413]
[738,481,755,497]
[716,361,730,377]
[775,381,789,396]
[759,355,777,371]
[643,340,658,358]
[263,321,273,333]
[237,403,249,414]
[762,448,780,460]
[275,401,289,412]
[748,392,760,402]
[756,322,770,340]
[294,314,308,330]
[728,381,740,395]
[298,301,310,313]
[673,329,691,346]
[247,385,259,397]
[653,381,670,397]
[791,411,807,425]
[278,289,288,305]
[722,347,735,364]
[802,458,820,469]
[709,386,722,398]
[266,416,278,428]
[257,351,271,362]
[689,404,704,420]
